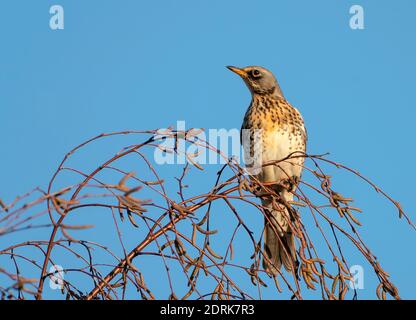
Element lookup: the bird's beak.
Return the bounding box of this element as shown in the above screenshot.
[226,66,247,78]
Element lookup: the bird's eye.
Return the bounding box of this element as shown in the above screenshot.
[251,69,262,78]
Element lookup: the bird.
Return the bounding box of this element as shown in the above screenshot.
[227,65,307,274]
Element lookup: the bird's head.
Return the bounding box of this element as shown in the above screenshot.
[226,65,283,97]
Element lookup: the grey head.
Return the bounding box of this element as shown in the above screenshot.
[227,65,284,98]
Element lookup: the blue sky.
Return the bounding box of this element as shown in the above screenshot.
[0,0,415,299]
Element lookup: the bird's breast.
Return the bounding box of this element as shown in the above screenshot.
[241,96,307,162]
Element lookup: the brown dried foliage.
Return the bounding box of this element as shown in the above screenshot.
[0,129,413,300]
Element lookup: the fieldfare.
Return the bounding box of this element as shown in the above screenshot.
[227,65,307,274]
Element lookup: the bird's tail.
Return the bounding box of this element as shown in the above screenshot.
[262,198,297,274]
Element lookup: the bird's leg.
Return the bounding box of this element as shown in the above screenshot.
[286,175,300,193]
